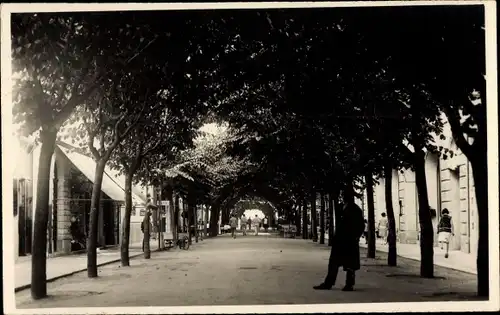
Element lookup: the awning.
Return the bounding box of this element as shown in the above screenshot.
[58,146,127,202]
[104,167,148,204]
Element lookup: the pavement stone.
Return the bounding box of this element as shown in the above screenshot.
[14,243,144,291]
[358,239,477,275]
[14,235,483,309]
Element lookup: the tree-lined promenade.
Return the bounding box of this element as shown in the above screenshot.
[9,5,491,302]
[15,236,482,308]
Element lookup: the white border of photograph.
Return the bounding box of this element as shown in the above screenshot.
[1,1,498,314]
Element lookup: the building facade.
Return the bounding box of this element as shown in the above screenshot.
[359,120,479,256]
[12,138,150,261]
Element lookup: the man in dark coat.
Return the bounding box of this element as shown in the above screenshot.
[314,192,365,291]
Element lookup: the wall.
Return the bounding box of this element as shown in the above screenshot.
[121,205,146,245]
[392,169,401,232]
[358,117,478,256]
[13,138,35,260]
[425,152,440,247]
[374,177,385,223]
[460,160,478,254]
[439,137,478,254]
[398,169,418,244]
[372,170,402,233]
[466,162,479,255]
[55,150,72,254]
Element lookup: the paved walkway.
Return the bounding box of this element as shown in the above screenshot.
[358,239,477,275]
[14,243,144,291]
[15,235,482,309]
[319,233,476,275]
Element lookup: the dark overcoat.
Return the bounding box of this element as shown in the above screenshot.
[330,202,365,271]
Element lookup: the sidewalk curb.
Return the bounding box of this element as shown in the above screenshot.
[14,251,147,293]
[358,244,477,275]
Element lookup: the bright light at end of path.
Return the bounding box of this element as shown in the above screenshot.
[243,209,265,219]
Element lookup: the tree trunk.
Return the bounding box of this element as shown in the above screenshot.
[187,200,193,244]
[319,192,325,244]
[295,204,302,237]
[333,190,341,235]
[120,170,133,267]
[366,171,376,259]
[143,211,151,259]
[194,203,199,243]
[445,105,488,297]
[87,159,107,278]
[209,202,220,237]
[414,150,434,278]
[328,192,334,246]
[470,153,489,297]
[311,190,318,242]
[174,194,180,238]
[384,162,397,266]
[302,199,308,239]
[221,207,230,226]
[31,129,57,300]
[204,204,209,238]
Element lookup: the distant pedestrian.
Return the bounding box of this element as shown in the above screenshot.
[314,189,365,292]
[263,216,269,232]
[247,217,252,230]
[377,213,388,245]
[145,196,158,239]
[229,214,238,239]
[241,214,248,236]
[252,215,262,236]
[141,212,153,252]
[438,208,454,258]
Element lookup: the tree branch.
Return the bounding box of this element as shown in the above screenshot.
[51,78,101,131]
[143,139,161,156]
[120,156,130,173]
[82,114,100,159]
[98,106,106,154]
[55,82,69,108]
[131,143,145,174]
[108,111,129,152]
[119,100,150,140]
[442,104,473,159]
[125,36,159,65]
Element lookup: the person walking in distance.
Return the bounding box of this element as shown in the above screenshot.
[140,212,153,252]
[314,189,365,292]
[377,213,389,245]
[247,217,252,231]
[145,195,158,240]
[263,216,269,232]
[252,215,262,236]
[437,208,454,258]
[229,214,238,239]
[241,214,248,236]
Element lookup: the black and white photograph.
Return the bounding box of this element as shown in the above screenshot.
[1,1,498,314]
